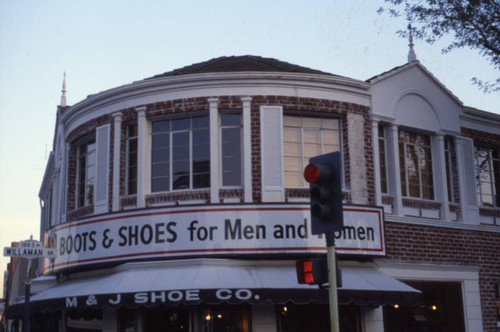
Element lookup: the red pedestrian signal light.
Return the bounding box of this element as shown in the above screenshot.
[296,258,327,285]
[304,152,344,235]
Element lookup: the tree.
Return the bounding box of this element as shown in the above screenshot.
[379,0,500,92]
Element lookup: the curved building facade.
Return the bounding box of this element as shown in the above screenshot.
[4,55,500,332]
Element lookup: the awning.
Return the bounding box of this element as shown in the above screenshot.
[5,259,420,317]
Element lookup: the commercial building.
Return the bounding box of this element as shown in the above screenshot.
[4,49,500,331]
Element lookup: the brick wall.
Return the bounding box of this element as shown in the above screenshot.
[385,221,500,331]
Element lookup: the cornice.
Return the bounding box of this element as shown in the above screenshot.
[60,71,371,132]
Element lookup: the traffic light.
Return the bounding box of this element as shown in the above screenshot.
[303,151,343,235]
[296,257,328,285]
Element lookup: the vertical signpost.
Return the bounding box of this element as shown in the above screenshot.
[3,235,56,332]
[303,152,344,332]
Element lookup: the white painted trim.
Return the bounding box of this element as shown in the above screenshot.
[260,106,285,202]
[433,134,450,221]
[112,112,122,212]
[241,97,253,203]
[136,107,148,208]
[371,119,382,207]
[94,124,111,215]
[387,124,404,215]
[209,98,220,203]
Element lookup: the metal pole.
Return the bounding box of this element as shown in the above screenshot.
[24,280,31,332]
[326,233,340,332]
[24,258,32,332]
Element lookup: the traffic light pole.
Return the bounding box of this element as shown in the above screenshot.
[326,233,340,332]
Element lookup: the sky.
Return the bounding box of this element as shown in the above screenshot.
[0,0,498,296]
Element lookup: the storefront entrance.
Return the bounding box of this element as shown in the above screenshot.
[383,281,465,332]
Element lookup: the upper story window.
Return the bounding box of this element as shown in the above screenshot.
[126,124,138,195]
[283,115,340,187]
[77,139,96,208]
[220,112,242,187]
[378,125,389,194]
[398,130,434,200]
[474,145,500,207]
[151,115,210,192]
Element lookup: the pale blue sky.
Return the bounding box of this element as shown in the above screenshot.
[0,0,498,293]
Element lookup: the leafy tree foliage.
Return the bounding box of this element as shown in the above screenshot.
[379,0,500,92]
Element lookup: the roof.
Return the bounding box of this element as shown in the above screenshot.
[148,55,337,79]
[366,60,463,106]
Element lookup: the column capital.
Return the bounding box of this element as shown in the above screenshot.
[208,98,219,106]
[112,112,122,121]
[135,106,147,116]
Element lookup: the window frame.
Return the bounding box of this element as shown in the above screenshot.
[219,110,243,188]
[283,113,342,188]
[398,129,434,200]
[75,136,96,208]
[150,114,210,193]
[474,144,500,208]
[378,124,389,194]
[125,123,138,196]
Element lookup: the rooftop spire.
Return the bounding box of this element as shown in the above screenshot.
[408,24,417,63]
[60,71,67,107]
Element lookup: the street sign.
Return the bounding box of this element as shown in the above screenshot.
[3,237,56,259]
[3,246,56,259]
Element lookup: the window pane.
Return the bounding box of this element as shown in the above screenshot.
[221,113,241,126]
[283,127,300,143]
[152,148,169,162]
[152,177,169,192]
[283,116,300,127]
[323,144,339,154]
[222,128,240,143]
[173,146,189,160]
[173,131,189,147]
[284,156,302,172]
[193,129,210,144]
[322,131,339,146]
[152,133,169,148]
[321,118,339,130]
[152,120,170,132]
[172,118,190,131]
[304,144,321,158]
[303,129,320,143]
[285,172,303,187]
[193,173,210,188]
[192,116,209,128]
[152,162,169,177]
[302,117,321,128]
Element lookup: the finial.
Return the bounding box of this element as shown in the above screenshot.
[408,24,417,63]
[60,71,67,107]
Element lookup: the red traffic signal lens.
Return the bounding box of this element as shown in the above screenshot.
[304,164,320,183]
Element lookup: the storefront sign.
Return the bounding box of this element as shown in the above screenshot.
[43,204,384,273]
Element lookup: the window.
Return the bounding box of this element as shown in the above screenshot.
[399,130,434,200]
[126,124,138,195]
[284,115,340,187]
[151,115,210,192]
[378,125,389,194]
[221,112,242,186]
[474,145,500,207]
[76,139,96,208]
[444,136,458,203]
